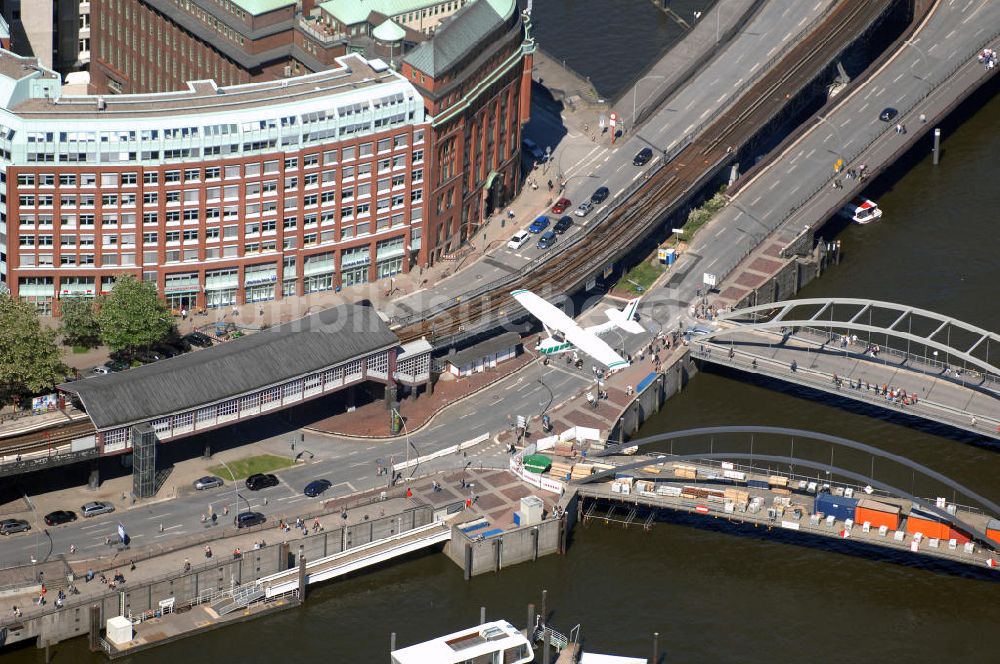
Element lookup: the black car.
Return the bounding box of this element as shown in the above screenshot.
[44,510,77,526]
[633,147,653,166]
[245,473,279,491]
[235,512,266,528]
[304,479,332,497]
[553,216,574,234]
[590,186,610,204]
[104,358,130,372]
[152,344,181,358]
[879,107,898,122]
[0,519,30,535]
[184,331,214,348]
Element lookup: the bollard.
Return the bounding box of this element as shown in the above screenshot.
[541,589,547,626]
[653,631,659,663]
[932,127,941,165]
[527,603,536,634]
[542,629,551,664]
[480,606,487,625]
[390,632,396,661]
[297,554,307,602]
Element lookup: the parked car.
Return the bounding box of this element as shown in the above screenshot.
[553,216,573,234]
[521,137,546,162]
[304,479,333,497]
[193,475,225,490]
[0,519,30,535]
[134,351,163,364]
[551,197,571,214]
[90,366,111,376]
[507,230,531,250]
[235,512,266,529]
[590,186,610,204]
[879,107,898,122]
[537,230,557,250]
[152,343,182,358]
[245,473,279,491]
[44,510,77,526]
[528,216,550,234]
[105,359,130,372]
[633,147,653,166]
[574,200,594,217]
[81,501,115,518]
[184,332,214,348]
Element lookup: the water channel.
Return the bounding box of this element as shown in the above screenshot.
[10,4,1000,662]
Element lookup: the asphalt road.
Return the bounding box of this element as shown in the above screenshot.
[4,0,992,567]
[386,0,837,319]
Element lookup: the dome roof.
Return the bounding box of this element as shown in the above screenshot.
[372,19,405,43]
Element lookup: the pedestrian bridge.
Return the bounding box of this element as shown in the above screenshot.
[690,299,1000,440]
[256,521,452,597]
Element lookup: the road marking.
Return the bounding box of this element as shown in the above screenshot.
[699,108,712,120]
[768,179,780,190]
[751,196,762,206]
[714,228,727,239]
[805,148,816,159]
[79,522,104,530]
[716,93,726,104]
[840,117,851,127]
[615,163,626,173]
[631,172,643,181]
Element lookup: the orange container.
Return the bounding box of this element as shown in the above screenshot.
[948,528,970,545]
[906,516,950,540]
[854,499,900,531]
[987,528,1000,543]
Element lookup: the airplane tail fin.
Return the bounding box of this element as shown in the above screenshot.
[603,298,645,334]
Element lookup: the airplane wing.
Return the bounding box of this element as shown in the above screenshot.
[512,290,629,370]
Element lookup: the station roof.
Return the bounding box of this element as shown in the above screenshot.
[60,304,398,431]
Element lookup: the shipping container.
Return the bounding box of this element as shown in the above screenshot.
[986,518,1000,544]
[723,469,746,482]
[855,499,900,531]
[747,479,769,489]
[948,527,971,545]
[814,492,858,522]
[906,510,951,540]
[768,475,789,488]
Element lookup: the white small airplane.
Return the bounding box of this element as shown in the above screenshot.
[512,289,645,371]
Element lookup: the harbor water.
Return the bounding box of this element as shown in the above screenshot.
[7,5,1000,663]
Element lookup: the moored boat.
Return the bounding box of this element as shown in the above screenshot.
[839,197,883,224]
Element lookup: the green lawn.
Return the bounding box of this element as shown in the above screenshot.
[72,346,90,354]
[614,260,664,295]
[209,454,295,481]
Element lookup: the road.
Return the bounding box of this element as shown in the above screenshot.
[385,0,837,321]
[702,0,1000,271]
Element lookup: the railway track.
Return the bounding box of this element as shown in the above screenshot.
[398,0,890,345]
[0,420,96,456]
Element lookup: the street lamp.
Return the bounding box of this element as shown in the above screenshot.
[632,75,666,128]
[216,458,250,519]
[391,407,416,480]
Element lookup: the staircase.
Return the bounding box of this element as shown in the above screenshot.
[209,582,265,616]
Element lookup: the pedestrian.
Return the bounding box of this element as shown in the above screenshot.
[181,307,187,320]
[183,558,191,572]
[919,113,926,123]
[69,544,76,555]
[204,545,212,559]
[223,505,229,516]
[129,559,136,572]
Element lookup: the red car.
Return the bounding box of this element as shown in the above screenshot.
[551,197,571,214]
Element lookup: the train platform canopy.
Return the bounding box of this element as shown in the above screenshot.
[59,304,398,431]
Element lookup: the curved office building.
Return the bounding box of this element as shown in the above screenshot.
[0,49,428,314]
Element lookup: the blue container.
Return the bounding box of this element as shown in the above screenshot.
[814,493,858,521]
[747,479,769,489]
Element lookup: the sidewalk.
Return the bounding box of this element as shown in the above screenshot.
[307,350,536,438]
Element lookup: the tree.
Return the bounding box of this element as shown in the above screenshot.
[96,274,173,354]
[60,297,101,348]
[0,294,68,405]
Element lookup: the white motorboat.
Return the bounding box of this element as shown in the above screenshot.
[838,197,883,224]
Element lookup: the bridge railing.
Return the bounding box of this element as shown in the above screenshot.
[789,327,999,391]
[693,345,998,434]
[772,28,1000,242]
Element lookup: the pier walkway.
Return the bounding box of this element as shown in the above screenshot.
[690,322,1000,440]
[257,521,452,597]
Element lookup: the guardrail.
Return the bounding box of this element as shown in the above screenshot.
[692,344,998,435]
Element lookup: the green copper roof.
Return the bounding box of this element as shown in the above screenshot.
[403,0,515,77]
[321,0,452,27]
[231,0,295,17]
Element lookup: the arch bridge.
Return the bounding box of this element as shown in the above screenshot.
[688,299,1000,439]
[583,426,1000,549]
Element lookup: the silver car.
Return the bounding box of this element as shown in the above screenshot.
[574,200,593,217]
[0,519,30,535]
[193,475,225,490]
[81,501,115,518]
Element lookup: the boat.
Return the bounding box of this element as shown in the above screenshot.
[838,197,883,224]
[391,620,533,664]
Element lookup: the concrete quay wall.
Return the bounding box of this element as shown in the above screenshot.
[610,350,698,445]
[445,517,562,578]
[6,506,433,649]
